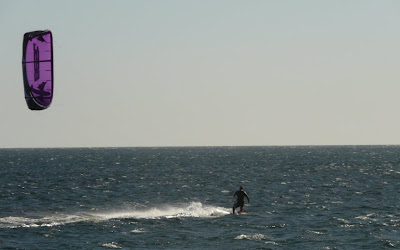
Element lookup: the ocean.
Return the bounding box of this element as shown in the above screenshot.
[0,146,399,249]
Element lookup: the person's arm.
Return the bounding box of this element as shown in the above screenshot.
[244,192,250,202]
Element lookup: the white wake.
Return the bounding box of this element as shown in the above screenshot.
[93,202,230,220]
[0,202,230,228]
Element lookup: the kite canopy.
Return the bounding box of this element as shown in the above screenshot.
[22,30,54,110]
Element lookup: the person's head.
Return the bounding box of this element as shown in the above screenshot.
[240,186,243,190]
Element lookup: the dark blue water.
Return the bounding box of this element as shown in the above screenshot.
[1,146,400,249]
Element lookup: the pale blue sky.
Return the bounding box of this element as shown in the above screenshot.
[1,0,400,148]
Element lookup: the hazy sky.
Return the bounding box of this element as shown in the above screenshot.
[1,0,400,148]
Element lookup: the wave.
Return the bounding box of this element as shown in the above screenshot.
[0,202,230,228]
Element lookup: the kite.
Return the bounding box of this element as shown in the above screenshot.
[22,30,54,110]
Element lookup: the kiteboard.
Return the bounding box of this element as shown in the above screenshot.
[234,209,247,215]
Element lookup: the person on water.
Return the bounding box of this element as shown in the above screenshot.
[233,186,250,214]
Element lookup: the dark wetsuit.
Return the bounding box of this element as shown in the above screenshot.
[233,190,250,213]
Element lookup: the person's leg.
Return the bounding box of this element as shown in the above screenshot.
[233,202,240,214]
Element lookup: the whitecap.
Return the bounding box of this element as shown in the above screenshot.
[308,230,326,235]
[235,233,267,240]
[265,241,279,246]
[131,228,145,233]
[101,242,121,249]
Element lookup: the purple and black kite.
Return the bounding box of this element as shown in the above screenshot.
[22,30,54,110]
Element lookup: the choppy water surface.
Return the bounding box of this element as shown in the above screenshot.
[1,146,400,249]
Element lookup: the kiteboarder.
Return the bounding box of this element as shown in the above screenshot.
[233,186,250,214]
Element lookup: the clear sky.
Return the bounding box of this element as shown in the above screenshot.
[1,0,400,148]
